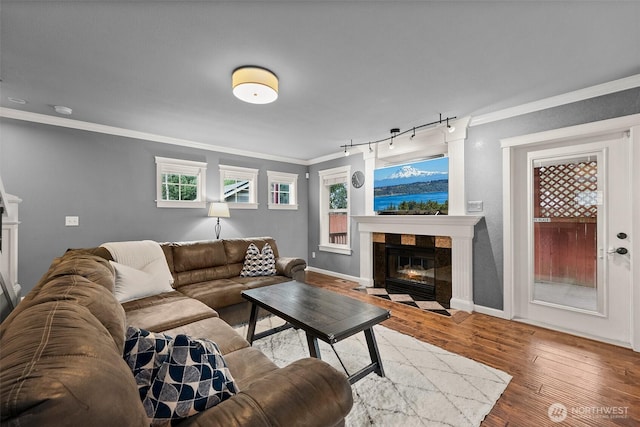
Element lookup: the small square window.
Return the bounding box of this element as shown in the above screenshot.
[267,171,298,210]
[155,157,206,208]
[220,165,259,209]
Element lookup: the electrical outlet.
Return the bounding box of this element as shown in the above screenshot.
[311,251,316,258]
[65,216,79,226]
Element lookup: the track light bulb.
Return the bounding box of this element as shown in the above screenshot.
[446,118,455,133]
[389,141,394,150]
[344,147,350,156]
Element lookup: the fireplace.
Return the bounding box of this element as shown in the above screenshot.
[354,215,482,312]
[385,244,436,301]
[373,233,452,307]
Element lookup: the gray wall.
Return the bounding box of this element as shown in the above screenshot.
[0,119,309,294]
[2,88,638,305]
[467,87,640,309]
[307,88,640,310]
[307,154,366,277]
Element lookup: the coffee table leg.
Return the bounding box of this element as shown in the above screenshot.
[246,303,259,344]
[306,333,321,358]
[364,327,385,378]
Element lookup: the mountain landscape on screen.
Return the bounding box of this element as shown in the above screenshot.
[374,157,449,214]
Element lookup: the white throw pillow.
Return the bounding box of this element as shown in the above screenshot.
[111,261,174,303]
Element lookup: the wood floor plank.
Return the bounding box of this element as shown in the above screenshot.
[304,271,640,426]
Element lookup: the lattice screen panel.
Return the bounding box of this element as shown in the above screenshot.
[537,161,598,218]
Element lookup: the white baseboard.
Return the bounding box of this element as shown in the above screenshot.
[305,267,364,285]
[449,298,474,313]
[473,304,509,319]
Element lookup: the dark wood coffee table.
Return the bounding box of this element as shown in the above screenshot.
[241,281,391,384]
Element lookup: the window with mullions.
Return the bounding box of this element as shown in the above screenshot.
[318,166,351,255]
[161,173,198,201]
[267,171,298,210]
[155,157,207,208]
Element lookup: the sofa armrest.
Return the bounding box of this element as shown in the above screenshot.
[182,358,353,427]
[275,257,306,281]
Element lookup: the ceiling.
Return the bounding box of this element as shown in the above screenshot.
[1,1,639,163]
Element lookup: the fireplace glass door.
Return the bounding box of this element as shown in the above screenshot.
[386,245,436,300]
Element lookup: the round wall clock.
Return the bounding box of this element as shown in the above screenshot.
[351,170,365,188]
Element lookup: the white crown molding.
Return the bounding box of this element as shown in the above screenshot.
[3,74,638,166]
[470,74,640,127]
[308,150,346,165]
[0,107,310,166]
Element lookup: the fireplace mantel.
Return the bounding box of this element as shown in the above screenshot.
[353,215,482,237]
[353,215,483,312]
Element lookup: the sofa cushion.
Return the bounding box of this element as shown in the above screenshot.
[0,302,148,425]
[223,237,279,264]
[221,347,279,390]
[111,261,174,302]
[35,275,128,353]
[171,240,228,273]
[142,333,239,424]
[240,243,276,277]
[160,317,249,355]
[233,274,290,290]
[122,292,218,332]
[178,280,246,310]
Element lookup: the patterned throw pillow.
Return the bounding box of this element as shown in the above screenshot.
[124,326,173,401]
[123,327,239,425]
[143,334,239,425]
[240,243,277,277]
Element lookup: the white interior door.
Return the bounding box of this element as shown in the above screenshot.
[513,133,632,345]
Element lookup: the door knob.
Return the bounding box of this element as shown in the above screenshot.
[607,247,628,255]
[617,232,628,239]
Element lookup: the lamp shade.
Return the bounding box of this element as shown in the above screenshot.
[208,202,230,218]
[232,66,278,104]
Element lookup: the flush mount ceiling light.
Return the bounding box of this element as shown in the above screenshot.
[232,66,278,104]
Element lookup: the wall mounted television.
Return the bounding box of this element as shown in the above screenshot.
[374,156,448,215]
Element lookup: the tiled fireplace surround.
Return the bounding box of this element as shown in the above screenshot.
[353,216,482,312]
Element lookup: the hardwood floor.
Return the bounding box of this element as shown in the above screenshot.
[304,271,640,427]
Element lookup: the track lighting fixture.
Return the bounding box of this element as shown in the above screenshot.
[339,114,456,154]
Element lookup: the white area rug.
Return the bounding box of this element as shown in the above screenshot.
[236,317,511,426]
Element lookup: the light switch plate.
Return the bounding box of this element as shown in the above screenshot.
[467,201,483,212]
[65,216,79,226]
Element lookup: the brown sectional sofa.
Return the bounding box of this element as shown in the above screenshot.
[95,237,306,327]
[0,238,353,426]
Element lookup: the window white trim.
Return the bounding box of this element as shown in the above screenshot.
[155,156,207,208]
[219,164,259,210]
[318,165,351,255]
[267,170,298,210]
